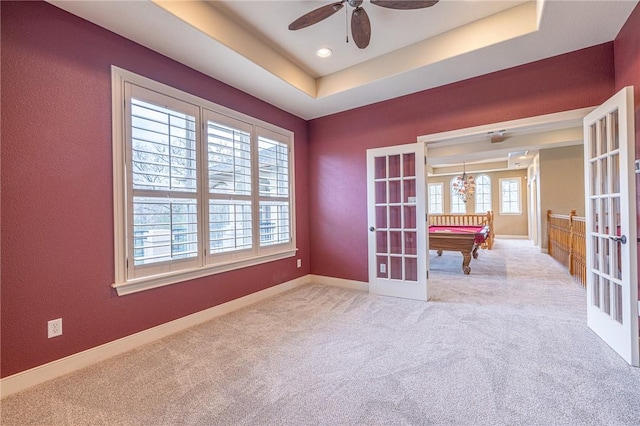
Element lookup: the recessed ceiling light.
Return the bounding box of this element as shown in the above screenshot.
[316,47,332,58]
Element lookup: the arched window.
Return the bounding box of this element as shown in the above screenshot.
[475,175,491,213]
[450,177,467,214]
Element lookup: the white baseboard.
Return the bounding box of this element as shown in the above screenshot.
[310,274,369,291]
[494,235,530,240]
[0,275,311,399]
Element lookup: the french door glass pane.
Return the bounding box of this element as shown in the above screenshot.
[377,256,388,278]
[612,153,620,194]
[611,110,619,150]
[389,155,401,178]
[599,117,607,156]
[405,257,417,281]
[376,181,387,204]
[389,206,401,228]
[375,157,386,179]
[592,273,600,308]
[613,283,623,323]
[590,161,598,196]
[376,206,387,229]
[404,231,417,255]
[612,197,622,279]
[376,231,388,253]
[403,179,416,203]
[600,157,608,195]
[403,153,416,177]
[389,231,402,254]
[390,257,402,279]
[404,206,416,229]
[602,278,611,315]
[589,124,597,158]
[389,181,401,203]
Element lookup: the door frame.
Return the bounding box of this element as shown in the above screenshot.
[417,104,639,367]
[417,106,595,247]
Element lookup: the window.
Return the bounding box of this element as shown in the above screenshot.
[112,67,296,295]
[450,177,467,214]
[474,175,491,213]
[500,177,521,214]
[428,183,443,214]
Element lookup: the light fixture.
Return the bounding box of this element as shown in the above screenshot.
[316,47,333,58]
[452,162,475,203]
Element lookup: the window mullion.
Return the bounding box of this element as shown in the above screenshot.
[250,126,260,256]
[198,111,207,264]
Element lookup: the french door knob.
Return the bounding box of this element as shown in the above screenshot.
[609,235,627,244]
[369,226,375,232]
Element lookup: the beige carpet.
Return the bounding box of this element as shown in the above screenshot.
[2,239,640,425]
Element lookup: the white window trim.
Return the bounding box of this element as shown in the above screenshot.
[111,66,296,296]
[499,177,522,215]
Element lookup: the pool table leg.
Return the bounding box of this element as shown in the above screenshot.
[461,251,471,274]
[472,244,480,259]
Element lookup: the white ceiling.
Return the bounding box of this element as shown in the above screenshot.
[49,0,638,121]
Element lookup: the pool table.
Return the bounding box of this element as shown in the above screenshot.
[429,225,490,274]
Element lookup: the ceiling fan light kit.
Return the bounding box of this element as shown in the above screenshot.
[289,0,439,50]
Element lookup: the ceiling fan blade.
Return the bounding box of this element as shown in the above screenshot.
[289,2,345,30]
[351,7,371,49]
[370,0,438,10]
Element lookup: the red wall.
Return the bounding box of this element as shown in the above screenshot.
[308,43,616,282]
[0,1,310,378]
[613,2,640,300]
[2,0,638,380]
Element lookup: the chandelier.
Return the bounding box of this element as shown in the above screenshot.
[452,163,475,203]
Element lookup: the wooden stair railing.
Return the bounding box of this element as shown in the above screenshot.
[547,209,586,287]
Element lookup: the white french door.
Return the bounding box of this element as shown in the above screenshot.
[584,86,638,366]
[366,143,428,301]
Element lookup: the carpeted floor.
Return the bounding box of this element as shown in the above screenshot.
[2,239,640,425]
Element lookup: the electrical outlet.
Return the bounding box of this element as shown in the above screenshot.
[297,259,302,268]
[48,318,62,338]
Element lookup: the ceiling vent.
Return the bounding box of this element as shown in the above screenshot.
[488,130,506,143]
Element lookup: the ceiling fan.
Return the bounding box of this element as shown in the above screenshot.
[288,0,439,49]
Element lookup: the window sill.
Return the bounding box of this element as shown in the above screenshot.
[112,249,297,296]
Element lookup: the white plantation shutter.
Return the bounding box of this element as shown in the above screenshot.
[126,85,201,279]
[205,111,254,260]
[258,129,291,248]
[112,68,296,295]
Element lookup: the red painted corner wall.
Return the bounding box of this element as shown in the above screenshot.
[308,43,616,282]
[0,1,310,378]
[613,2,640,301]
